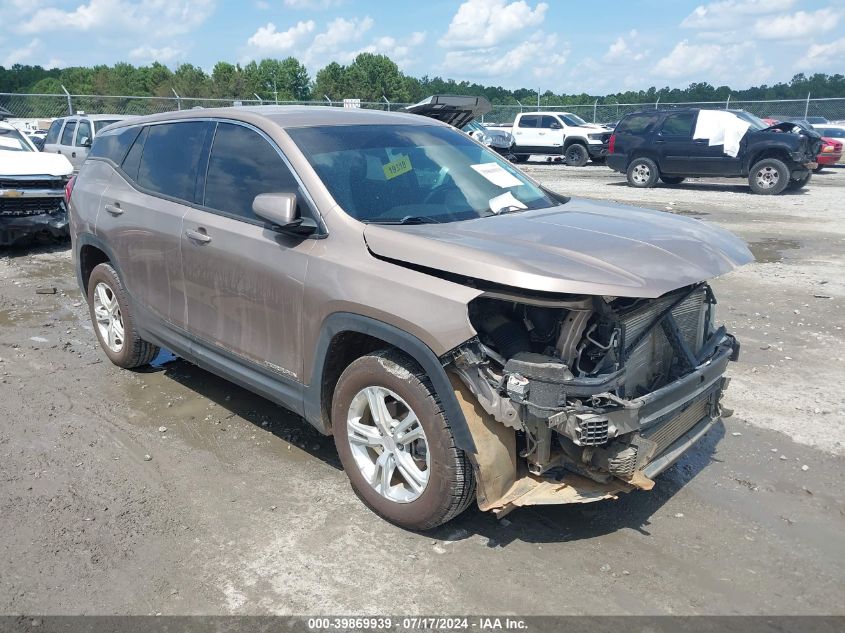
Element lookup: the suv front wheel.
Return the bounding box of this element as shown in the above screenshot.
[331,350,476,530]
[626,157,659,188]
[749,158,790,195]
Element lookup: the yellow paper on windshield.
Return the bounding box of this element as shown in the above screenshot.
[383,154,412,180]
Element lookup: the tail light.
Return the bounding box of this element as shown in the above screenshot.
[608,133,617,154]
[64,175,76,204]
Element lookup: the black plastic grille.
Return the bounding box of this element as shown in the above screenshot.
[0,198,64,216]
[578,416,609,446]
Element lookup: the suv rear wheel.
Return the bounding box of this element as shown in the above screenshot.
[627,157,659,188]
[565,143,589,167]
[331,349,476,530]
[749,158,790,195]
[87,263,160,368]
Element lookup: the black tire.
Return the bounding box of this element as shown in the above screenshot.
[748,158,790,195]
[512,154,529,163]
[331,349,476,530]
[787,171,812,190]
[565,143,589,167]
[87,263,159,369]
[813,165,824,173]
[591,156,606,165]
[660,176,686,185]
[626,157,659,188]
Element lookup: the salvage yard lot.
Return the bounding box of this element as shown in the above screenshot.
[1,165,843,615]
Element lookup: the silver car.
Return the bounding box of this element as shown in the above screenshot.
[44,114,131,171]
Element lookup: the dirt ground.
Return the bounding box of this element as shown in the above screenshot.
[0,164,843,616]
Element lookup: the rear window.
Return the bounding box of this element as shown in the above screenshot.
[89,125,142,165]
[616,113,659,135]
[60,120,76,145]
[136,122,210,202]
[820,128,845,139]
[660,112,695,137]
[45,119,64,145]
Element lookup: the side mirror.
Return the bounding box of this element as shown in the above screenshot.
[252,192,317,236]
[550,122,562,130]
[80,137,91,148]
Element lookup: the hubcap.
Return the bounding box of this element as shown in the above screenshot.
[756,166,780,189]
[93,282,125,353]
[632,163,650,183]
[346,386,430,503]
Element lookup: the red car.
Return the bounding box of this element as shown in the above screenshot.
[816,137,843,171]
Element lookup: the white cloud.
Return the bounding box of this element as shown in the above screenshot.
[439,0,547,49]
[128,45,184,63]
[681,0,796,30]
[442,33,566,80]
[246,20,316,52]
[753,8,840,40]
[604,30,647,63]
[18,0,215,38]
[796,37,845,68]
[2,38,40,67]
[651,40,773,87]
[358,32,427,69]
[302,16,373,65]
[283,0,344,7]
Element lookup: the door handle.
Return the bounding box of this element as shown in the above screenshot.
[693,139,708,145]
[104,203,123,216]
[185,228,212,244]
[655,139,666,144]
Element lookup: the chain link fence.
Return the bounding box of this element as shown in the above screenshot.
[2,92,845,127]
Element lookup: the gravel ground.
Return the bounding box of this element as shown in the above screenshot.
[0,164,843,616]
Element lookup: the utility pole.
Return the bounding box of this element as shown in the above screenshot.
[537,87,541,111]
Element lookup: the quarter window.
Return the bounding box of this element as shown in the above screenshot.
[136,122,210,202]
[616,113,658,135]
[90,125,142,165]
[203,123,299,221]
[45,119,64,145]
[60,120,76,146]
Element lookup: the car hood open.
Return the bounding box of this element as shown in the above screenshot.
[363,198,753,298]
[404,95,492,129]
[0,151,73,177]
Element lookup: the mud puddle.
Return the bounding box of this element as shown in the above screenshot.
[748,237,801,263]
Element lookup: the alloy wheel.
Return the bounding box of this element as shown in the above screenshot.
[93,281,125,353]
[755,166,781,189]
[346,386,430,503]
[632,163,651,184]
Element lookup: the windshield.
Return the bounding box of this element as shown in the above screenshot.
[288,124,558,224]
[94,120,120,133]
[0,127,34,152]
[732,111,768,131]
[562,113,588,126]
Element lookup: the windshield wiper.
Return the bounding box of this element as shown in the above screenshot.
[366,216,442,225]
[487,205,528,216]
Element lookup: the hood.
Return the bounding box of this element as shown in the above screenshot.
[405,94,492,129]
[0,150,73,177]
[364,198,753,299]
[763,121,823,140]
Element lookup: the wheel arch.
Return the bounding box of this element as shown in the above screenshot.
[75,233,121,296]
[746,146,793,173]
[304,312,477,455]
[562,137,588,150]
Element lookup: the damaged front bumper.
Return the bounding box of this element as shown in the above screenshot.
[449,331,739,517]
[0,206,69,246]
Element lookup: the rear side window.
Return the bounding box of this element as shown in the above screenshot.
[89,125,142,165]
[136,122,210,202]
[75,120,92,146]
[616,113,659,135]
[94,120,120,133]
[660,112,695,137]
[60,120,76,145]
[203,123,299,221]
[518,115,540,128]
[45,119,64,145]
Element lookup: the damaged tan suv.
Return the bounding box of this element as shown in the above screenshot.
[68,107,752,529]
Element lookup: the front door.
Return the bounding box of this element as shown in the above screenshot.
[180,121,316,381]
[71,118,92,171]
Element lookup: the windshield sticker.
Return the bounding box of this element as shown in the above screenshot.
[383,154,412,180]
[489,191,528,215]
[471,162,523,188]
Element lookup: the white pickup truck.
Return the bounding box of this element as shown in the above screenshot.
[1,108,74,246]
[488,111,611,166]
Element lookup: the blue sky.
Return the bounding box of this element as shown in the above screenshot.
[1,0,843,93]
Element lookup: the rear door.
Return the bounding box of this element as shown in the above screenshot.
[55,118,76,160]
[180,121,316,380]
[655,111,697,174]
[95,121,212,329]
[43,118,64,153]
[513,114,543,153]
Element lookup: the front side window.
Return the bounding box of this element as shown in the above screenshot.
[75,120,92,146]
[45,119,64,145]
[137,122,210,202]
[660,112,695,137]
[288,124,559,224]
[540,116,560,129]
[60,120,76,146]
[0,126,34,152]
[204,123,299,221]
